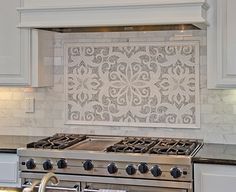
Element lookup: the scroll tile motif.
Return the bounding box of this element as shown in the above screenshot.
[65,42,200,128]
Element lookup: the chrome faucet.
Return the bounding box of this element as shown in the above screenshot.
[38,172,59,192]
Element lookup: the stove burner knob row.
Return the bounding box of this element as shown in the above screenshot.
[43,160,53,170]
[138,163,149,174]
[107,163,118,174]
[57,159,67,169]
[83,160,94,171]
[150,165,162,177]
[170,167,182,178]
[126,164,136,175]
[26,159,36,170]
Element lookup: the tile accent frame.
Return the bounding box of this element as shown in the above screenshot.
[64,41,200,128]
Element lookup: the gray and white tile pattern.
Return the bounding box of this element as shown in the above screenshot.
[65,42,200,128]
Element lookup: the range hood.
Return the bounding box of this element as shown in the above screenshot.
[17,0,209,30]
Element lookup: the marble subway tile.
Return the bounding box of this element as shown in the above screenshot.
[0,30,236,143]
[54,57,62,66]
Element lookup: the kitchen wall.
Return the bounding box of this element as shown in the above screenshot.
[1,30,236,144]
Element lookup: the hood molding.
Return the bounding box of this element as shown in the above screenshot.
[18,0,208,29]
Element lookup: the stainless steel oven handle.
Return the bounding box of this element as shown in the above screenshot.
[83,189,98,192]
[22,184,80,191]
[83,189,127,192]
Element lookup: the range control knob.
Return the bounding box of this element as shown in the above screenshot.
[138,163,149,174]
[83,160,94,171]
[126,164,136,175]
[43,160,53,170]
[107,163,118,174]
[57,159,67,169]
[26,159,36,170]
[170,167,182,178]
[150,165,162,177]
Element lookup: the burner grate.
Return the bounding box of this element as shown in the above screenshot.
[106,137,200,156]
[27,134,87,149]
[149,139,197,155]
[106,137,157,153]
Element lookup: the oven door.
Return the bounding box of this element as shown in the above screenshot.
[79,175,191,192]
[82,182,188,192]
[21,173,191,192]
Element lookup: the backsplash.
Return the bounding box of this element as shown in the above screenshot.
[65,41,200,128]
[0,30,236,144]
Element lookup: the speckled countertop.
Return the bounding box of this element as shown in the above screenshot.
[0,135,43,153]
[193,143,236,165]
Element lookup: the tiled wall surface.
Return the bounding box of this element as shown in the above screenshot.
[1,30,236,144]
[64,41,200,128]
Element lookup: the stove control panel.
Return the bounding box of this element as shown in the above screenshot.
[150,165,162,177]
[170,167,182,178]
[138,163,149,174]
[126,164,136,175]
[57,159,67,169]
[20,157,192,181]
[43,160,53,170]
[107,163,118,174]
[25,159,36,170]
[83,160,94,171]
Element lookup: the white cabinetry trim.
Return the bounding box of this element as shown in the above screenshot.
[17,0,208,29]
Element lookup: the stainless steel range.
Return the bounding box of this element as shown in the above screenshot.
[18,134,203,192]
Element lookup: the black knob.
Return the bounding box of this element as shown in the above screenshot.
[107,163,118,174]
[26,159,36,170]
[170,167,182,178]
[138,163,149,174]
[126,164,136,175]
[43,160,53,170]
[151,165,162,177]
[57,159,67,169]
[83,160,93,171]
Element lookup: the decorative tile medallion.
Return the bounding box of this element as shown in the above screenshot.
[65,41,200,128]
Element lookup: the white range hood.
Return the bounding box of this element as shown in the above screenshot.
[17,0,209,29]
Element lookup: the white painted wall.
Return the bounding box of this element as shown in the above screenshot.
[0,30,236,144]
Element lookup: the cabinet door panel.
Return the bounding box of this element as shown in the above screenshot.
[194,164,236,192]
[207,0,236,88]
[227,0,236,75]
[0,1,20,74]
[0,153,20,187]
[0,162,17,182]
[202,174,236,192]
[0,0,30,85]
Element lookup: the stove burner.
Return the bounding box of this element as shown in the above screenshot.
[149,139,197,155]
[27,134,86,149]
[106,137,199,156]
[106,137,157,153]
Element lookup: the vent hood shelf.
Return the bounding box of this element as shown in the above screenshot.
[17,0,209,29]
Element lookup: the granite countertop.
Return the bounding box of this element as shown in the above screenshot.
[193,143,236,165]
[2,136,236,165]
[0,135,43,153]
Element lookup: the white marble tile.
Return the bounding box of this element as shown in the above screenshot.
[0,30,236,144]
[54,57,62,66]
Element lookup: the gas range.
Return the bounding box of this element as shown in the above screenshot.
[18,134,203,192]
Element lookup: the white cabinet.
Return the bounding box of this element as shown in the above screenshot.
[194,164,236,192]
[0,0,30,85]
[0,153,20,188]
[207,0,236,88]
[0,0,54,86]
